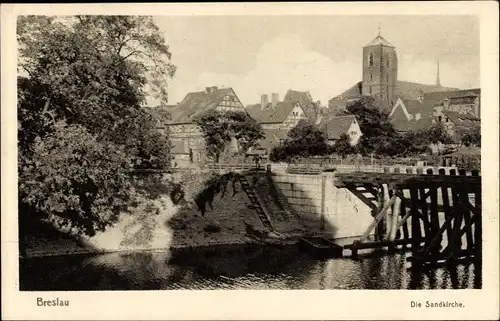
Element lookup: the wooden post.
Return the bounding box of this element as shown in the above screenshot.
[472,170,482,265]
[389,193,401,242]
[358,194,397,244]
[376,184,386,240]
[320,175,326,231]
[449,169,463,262]
[459,169,474,255]
[410,188,422,257]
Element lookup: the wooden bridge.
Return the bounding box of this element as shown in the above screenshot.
[334,168,481,269]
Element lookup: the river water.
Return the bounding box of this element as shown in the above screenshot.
[19,244,481,291]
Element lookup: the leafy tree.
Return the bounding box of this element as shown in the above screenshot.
[17,16,175,237]
[423,123,454,145]
[19,121,134,236]
[333,134,356,158]
[17,16,175,164]
[195,109,264,162]
[341,97,400,156]
[461,126,481,147]
[269,119,332,162]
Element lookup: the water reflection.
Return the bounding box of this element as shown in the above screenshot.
[19,244,481,291]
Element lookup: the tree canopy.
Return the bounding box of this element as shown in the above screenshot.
[18,16,175,237]
[269,119,333,162]
[341,96,400,156]
[195,109,265,162]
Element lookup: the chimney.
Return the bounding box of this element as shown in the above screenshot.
[211,86,218,92]
[205,87,211,93]
[261,94,268,109]
[443,98,450,109]
[271,93,279,108]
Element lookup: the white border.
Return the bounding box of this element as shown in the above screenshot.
[2,2,499,320]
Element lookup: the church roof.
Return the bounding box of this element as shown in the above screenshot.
[330,80,459,103]
[365,35,394,47]
[424,88,481,105]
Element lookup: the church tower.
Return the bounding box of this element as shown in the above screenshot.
[361,30,398,107]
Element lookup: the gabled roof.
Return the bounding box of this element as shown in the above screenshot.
[443,111,480,128]
[256,128,289,151]
[284,89,319,121]
[365,35,394,47]
[246,101,301,124]
[318,115,358,140]
[168,88,233,124]
[392,114,435,133]
[424,88,480,105]
[284,90,313,105]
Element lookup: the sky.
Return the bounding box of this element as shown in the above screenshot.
[152,15,480,107]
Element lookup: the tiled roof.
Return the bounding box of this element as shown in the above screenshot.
[331,81,364,100]
[392,114,435,133]
[318,115,357,140]
[331,81,459,102]
[257,128,289,151]
[284,89,319,121]
[168,88,233,124]
[424,88,480,105]
[400,99,436,116]
[394,81,458,101]
[284,90,313,105]
[443,111,480,128]
[365,35,394,47]
[246,101,299,124]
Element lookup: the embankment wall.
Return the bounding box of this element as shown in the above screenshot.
[271,173,373,239]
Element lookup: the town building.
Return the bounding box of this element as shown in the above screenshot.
[165,86,247,164]
[283,89,322,123]
[328,32,459,115]
[317,115,363,146]
[246,93,308,130]
[388,88,481,136]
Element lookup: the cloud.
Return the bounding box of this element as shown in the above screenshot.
[398,54,480,89]
[190,34,361,106]
[158,34,479,107]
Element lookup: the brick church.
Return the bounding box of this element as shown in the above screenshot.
[328,31,459,114]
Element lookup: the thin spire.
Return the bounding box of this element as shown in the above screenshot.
[378,23,381,37]
[436,60,441,87]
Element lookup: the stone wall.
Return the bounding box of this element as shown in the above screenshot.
[271,173,373,239]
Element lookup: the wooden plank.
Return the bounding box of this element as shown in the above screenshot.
[334,172,481,188]
[449,171,464,261]
[400,199,410,241]
[357,194,397,243]
[346,185,378,212]
[410,188,422,254]
[472,169,482,263]
[418,187,430,243]
[429,185,441,258]
[459,170,474,254]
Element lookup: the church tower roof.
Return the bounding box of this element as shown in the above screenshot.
[364,35,394,47]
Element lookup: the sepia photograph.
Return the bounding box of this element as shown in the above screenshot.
[2,2,499,320]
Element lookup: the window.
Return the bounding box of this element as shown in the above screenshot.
[438,116,442,122]
[369,86,372,94]
[369,53,374,66]
[445,117,449,123]
[386,74,389,82]
[369,73,372,81]
[387,60,390,67]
